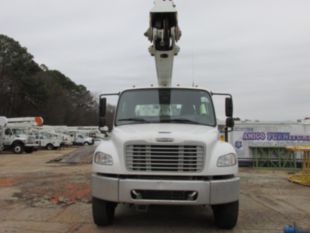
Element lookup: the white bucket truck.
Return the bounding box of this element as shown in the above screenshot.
[92,0,239,229]
[3,122,39,154]
[50,126,74,146]
[35,129,62,150]
[1,117,42,154]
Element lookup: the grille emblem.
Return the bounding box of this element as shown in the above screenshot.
[156,137,174,143]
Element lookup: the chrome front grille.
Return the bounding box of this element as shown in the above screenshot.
[125,144,204,172]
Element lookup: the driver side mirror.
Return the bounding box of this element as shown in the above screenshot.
[99,98,107,118]
[99,97,107,128]
[225,97,233,118]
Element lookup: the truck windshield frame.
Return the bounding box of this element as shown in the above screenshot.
[115,88,217,127]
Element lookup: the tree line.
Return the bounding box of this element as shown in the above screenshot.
[0,34,100,126]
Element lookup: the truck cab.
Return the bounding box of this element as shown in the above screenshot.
[92,87,239,229]
[3,125,39,154]
[74,134,94,146]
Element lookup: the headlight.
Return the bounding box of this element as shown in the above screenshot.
[217,153,237,167]
[94,152,113,165]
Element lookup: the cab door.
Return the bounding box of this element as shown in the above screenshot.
[4,128,15,145]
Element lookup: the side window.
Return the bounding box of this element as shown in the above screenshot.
[5,128,12,135]
[119,102,130,119]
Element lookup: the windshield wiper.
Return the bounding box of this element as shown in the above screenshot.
[118,118,150,123]
[160,118,200,124]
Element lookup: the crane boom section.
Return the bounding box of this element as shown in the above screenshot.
[145,0,181,87]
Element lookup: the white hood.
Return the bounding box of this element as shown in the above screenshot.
[111,123,219,145]
[94,123,237,176]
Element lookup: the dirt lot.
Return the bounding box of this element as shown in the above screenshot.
[0,148,310,233]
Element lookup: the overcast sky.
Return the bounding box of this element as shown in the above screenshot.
[1,0,310,121]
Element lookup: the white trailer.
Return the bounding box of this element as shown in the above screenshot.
[92,0,239,230]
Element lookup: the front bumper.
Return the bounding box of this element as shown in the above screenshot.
[92,174,239,205]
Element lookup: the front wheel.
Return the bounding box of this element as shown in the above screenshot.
[12,142,24,154]
[92,197,117,226]
[212,201,239,229]
[46,144,54,150]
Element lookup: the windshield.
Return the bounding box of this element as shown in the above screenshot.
[115,89,216,126]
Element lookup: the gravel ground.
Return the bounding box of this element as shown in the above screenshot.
[48,145,95,164]
[0,148,310,233]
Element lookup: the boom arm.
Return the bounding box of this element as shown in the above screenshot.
[144,0,181,87]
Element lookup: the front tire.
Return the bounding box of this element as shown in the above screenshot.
[12,142,24,154]
[212,201,239,229]
[92,197,116,226]
[46,144,54,150]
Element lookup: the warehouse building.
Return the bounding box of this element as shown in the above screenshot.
[229,119,310,167]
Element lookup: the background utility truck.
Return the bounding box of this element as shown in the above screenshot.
[92,0,239,229]
[3,122,39,154]
[2,117,42,153]
[35,130,62,150]
[0,117,8,151]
